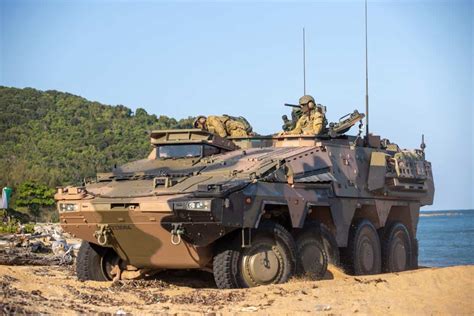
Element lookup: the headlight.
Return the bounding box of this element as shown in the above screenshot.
[186,200,211,211]
[59,203,78,212]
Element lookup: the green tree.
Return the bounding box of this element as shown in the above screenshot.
[0,86,196,188]
[15,181,55,220]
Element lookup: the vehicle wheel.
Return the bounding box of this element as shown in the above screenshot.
[411,238,419,269]
[76,241,121,281]
[382,222,413,272]
[346,219,382,275]
[240,222,296,287]
[319,223,340,266]
[213,249,241,289]
[213,222,296,289]
[294,222,328,279]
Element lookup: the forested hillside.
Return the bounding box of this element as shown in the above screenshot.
[0,86,194,189]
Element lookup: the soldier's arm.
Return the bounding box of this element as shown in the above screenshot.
[207,116,228,137]
[307,113,324,135]
[287,117,304,135]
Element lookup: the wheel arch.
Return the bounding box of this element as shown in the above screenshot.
[385,203,420,237]
[256,202,336,232]
[257,202,293,231]
[307,205,337,236]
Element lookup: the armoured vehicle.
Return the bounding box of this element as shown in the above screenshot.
[56,116,434,288]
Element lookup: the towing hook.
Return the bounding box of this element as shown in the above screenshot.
[170,224,185,246]
[94,224,112,246]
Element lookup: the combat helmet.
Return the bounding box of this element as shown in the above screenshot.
[193,115,207,128]
[299,95,315,105]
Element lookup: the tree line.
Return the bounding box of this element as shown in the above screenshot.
[0,86,194,220]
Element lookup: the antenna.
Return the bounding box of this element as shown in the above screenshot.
[420,134,426,151]
[303,27,306,95]
[364,0,369,138]
[420,134,426,158]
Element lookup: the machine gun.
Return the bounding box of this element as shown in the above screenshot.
[284,103,327,113]
[327,110,365,138]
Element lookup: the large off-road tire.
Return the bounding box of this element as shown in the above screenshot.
[319,223,340,266]
[213,249,241,289]
[76,242,120,281]
[381,222,413,272]
[213,222,296,289]
[240,222,296,287]
[294,222,328,279]
[345,219,382,275]
[411,238,419,269]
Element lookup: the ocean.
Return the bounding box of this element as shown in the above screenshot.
[418,209,474,267]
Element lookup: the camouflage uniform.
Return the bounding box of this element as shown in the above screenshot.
[287,95,325,135]
[195,115,249,137]
[288,111,324,135]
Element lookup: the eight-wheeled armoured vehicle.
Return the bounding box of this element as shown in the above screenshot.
[56,121,434,288]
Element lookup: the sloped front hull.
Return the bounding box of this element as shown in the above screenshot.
[60,197,212,269]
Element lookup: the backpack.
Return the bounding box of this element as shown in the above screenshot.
[222,115,253,133]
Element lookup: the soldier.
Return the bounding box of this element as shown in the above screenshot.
[194,115,250,137]
[285,95,325,135]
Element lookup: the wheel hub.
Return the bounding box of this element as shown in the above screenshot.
[360,237,375,272]
[392,237,407,271]
[100,250,121,280]
[246,249,280,283]
[300,242,324,276]
[242,244,283,285]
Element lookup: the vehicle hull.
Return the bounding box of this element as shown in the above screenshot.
[60,196,212,269]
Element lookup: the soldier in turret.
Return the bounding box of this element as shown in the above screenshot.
[283,95,325,135]
[194,115,251,137]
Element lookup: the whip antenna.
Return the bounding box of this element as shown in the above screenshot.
[303,27,306,95]
[364,0,369,137]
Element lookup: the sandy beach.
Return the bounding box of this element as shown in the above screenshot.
[1,264,473,315]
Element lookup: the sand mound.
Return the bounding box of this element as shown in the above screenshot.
[0,264,473,315]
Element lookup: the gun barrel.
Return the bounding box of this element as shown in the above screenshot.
[284,103,301,108]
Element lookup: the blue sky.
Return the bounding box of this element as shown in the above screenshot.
[1,0,472,210]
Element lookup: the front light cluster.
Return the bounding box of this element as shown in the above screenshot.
[59,203,78,212]
[186,200,211,211]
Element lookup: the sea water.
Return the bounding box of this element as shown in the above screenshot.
[418,209,474,267]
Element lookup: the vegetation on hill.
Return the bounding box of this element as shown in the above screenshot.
[0,86,194,219]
